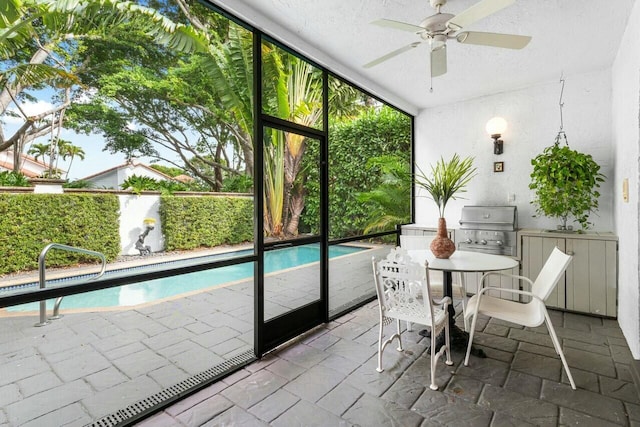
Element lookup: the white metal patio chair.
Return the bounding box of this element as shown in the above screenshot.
[463,246,576,390]
[400,234,469,330]
[372,247,453,390]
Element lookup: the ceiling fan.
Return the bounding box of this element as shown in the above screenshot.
[364,0,531,81]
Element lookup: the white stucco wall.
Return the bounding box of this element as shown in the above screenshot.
[414,68,614,233]
[612,0,640,357]
[89,170,118,189]
[118,195,163,256]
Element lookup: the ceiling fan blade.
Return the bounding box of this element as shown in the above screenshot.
[447,0,515,30]
[456,31,531,49]
[431,46,447,77]
[370,19,425,33]
[363,42,422,68]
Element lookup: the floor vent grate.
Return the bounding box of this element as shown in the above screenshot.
[86,350,255,427]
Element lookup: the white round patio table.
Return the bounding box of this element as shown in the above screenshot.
[407,249,519,354]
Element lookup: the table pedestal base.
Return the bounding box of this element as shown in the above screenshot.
[419,325,486,358]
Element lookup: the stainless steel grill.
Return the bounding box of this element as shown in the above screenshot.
[455,206,518,257]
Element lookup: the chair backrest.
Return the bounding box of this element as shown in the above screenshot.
[531,247,573,301]
[400,234,435,251]
[372,247,435,321]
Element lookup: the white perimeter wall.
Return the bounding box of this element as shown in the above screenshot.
[414,69,614,232]
[612,0,640,357]
[118,195,163,256]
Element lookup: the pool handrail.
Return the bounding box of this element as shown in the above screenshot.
[35,243,106,327]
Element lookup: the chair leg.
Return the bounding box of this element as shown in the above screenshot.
[464,307,480,366]
[429,328,438,390]
[407,321,413,332]
[396,319,403,352]
[544,310,576,390]
[459,274,470,331]
[444,317,453,367]
[376,318,385,373]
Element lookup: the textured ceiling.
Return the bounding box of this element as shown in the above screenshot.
[216,0,636,111]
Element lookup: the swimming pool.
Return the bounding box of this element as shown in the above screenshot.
[7,244,366,312]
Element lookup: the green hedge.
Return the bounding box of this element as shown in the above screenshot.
[304,106,411,237]
[160,196,253,250]
[0,194,120,274]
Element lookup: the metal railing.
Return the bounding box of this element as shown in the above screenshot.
[35,243,106,327]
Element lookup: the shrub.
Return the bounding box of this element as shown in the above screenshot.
[0,171,31,187]
[160,195,253,250]
[0,194,120,274]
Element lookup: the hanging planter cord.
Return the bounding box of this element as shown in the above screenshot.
[555,74,569,146]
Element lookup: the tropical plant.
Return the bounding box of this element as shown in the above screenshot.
[27,139,83,178]
[120,175,160,194]
[357,155,411,234]
[303,105,411,238]
[59,142,86,178]
[156,180,190,195]
[63,179,94,189]
[0,171,30,187]
[260,43,323,238]
[529,142,605,230]
[415,154,476,218]
[221,174,253,193]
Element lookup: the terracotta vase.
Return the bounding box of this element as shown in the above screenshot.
[430,217,456,259]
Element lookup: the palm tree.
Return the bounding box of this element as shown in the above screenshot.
[60,142,86,179]
[261,44,323,237]
[27,143,51,164]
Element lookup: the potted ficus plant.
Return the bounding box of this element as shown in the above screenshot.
[415,154,476,258]
[529,141,605,231]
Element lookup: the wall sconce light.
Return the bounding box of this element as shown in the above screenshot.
[486,117,507,155]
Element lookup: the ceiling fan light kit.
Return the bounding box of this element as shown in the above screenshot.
[364,0,532,87]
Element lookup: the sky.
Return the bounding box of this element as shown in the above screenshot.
[3,98,173,180]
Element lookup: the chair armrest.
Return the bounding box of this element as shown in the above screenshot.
[477,285,545,304]
[432,295,452,307]
[479,272,534,290]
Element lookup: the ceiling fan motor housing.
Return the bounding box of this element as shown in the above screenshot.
[419,13,455,37]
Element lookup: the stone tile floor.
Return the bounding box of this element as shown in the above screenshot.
[0,246,388,426]
[137,301,640,426]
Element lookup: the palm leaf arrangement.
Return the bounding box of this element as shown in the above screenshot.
[415,154,476,218]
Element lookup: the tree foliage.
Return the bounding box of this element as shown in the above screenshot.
[0,0,208,166]
[304,106,411,238]
[357,155,411,234]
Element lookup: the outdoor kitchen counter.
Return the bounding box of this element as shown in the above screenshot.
[517,229,618,317]
[517,228,617,239]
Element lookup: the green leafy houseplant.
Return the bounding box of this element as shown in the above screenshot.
[415,154,477,218]
[529,142,605,231]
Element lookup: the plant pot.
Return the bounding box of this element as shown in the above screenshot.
[430,218,456,259]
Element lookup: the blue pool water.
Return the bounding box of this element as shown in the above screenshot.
[8,244,365,312]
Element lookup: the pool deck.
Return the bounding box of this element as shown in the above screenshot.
[0,246,386,426]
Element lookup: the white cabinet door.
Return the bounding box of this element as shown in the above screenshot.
[520,236,566,308]
[565,238,617,316]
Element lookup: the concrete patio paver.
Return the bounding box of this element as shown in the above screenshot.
[138,302,640,426]
[1,244,638,426]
